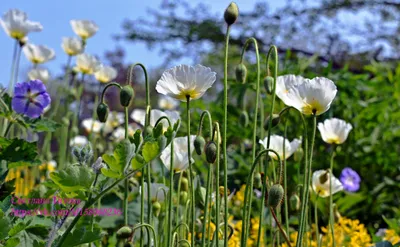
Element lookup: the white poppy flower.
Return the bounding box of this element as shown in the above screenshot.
[81,118,103,133]
[0,9,42,40]
[61,37,83,56]
[28,68,49,83]
[112,126,136,141]
[277,76,337,116]
[312,170,343,198]
[23,44,55,64]
[158,96,179,110]
[75,53,100,75]
[276,75,303,104]
[160,135,196,172]
[156,64,216,101]
[95,65,117,83]
[103,112,125,134]
[69,135,88,147]
[318,118,352,144]
[70,20,98,39]
[140,183,169,202]
[259,135,301,160]
[131,109,180,131]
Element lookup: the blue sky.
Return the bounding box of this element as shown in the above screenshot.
[0,0,269,87]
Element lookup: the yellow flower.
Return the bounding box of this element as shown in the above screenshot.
[384,229,400,245]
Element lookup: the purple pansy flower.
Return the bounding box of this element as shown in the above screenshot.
[339,167,361,192]
[12,80,51,118]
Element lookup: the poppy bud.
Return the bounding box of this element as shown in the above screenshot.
[294,147,304,163]
[264,114,280,131]
[264,76,274,94]
[96,102,109,123]
[194,136,206,155]
[152,201,161,217]
[158,135,167,151]
[153,122,164,138]
[205,141,218,164]
[235,63,247,84]
[289,193,301,211]
[180,177,189,192]
[254,172,262,189]
[268,184,284,208]
[144,126,153,137]
[180,191,188,205]
[224,2,239,26]
[333,204,341,222]
[239,111,249,127]
[120,85,134,107]
[116,226,133,239]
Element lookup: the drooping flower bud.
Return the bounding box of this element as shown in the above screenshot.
[289,193,301,211]
[153,122,164,138]
[152,201,161,217]
[180,177,189,192]
[144,126,153,137]
[180,191,188,205]
[205,141,218,164]
[96,102,109,123]
[294,147,304,163]
[264,76,274,94]
[333,204,341,222]
[158,135,167,151]
[235,63,247,84]
[239,111,249,127]
[267,184,284,208]
[264,114,280,131]
[224,2,239,26]
[253,172,262,189]
[120,85,134,107]
[116,226,133,239]
[194,136,206,155]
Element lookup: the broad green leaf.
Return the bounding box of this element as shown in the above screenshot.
[100,168,121,179]
[142,141,159,162]
[4,238,19,247]
[24,117,61,132]
[131,155,146,170]
[0,93,11,117]
[50,165,95,193]
[101,140,135,178]
[0,218,10,240]
[0,137,41,168]
[0,195,12,212]
[61,226,103,247]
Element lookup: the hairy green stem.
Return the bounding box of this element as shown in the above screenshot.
[283,122,290,235]
[201,163,212,247]
[240,149,281,246]
[315,195,320,247]
[222,23,231,247]
[329,147,336,247]
[255,45,279,247]
[296,115,316,246]
[185,95,195,246]
[214,123,221,244]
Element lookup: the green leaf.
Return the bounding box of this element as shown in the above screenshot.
[142,141,159,162]
[50,165,95,193]
[0,217,10,241]
[101,140,135,178]
[0,93,12,117]
[61,226,103,247]
[131,155,146,170]
[4,238,19,247]
[0,196,12,212]
[0,137,41,168]
[24,117,61,132]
